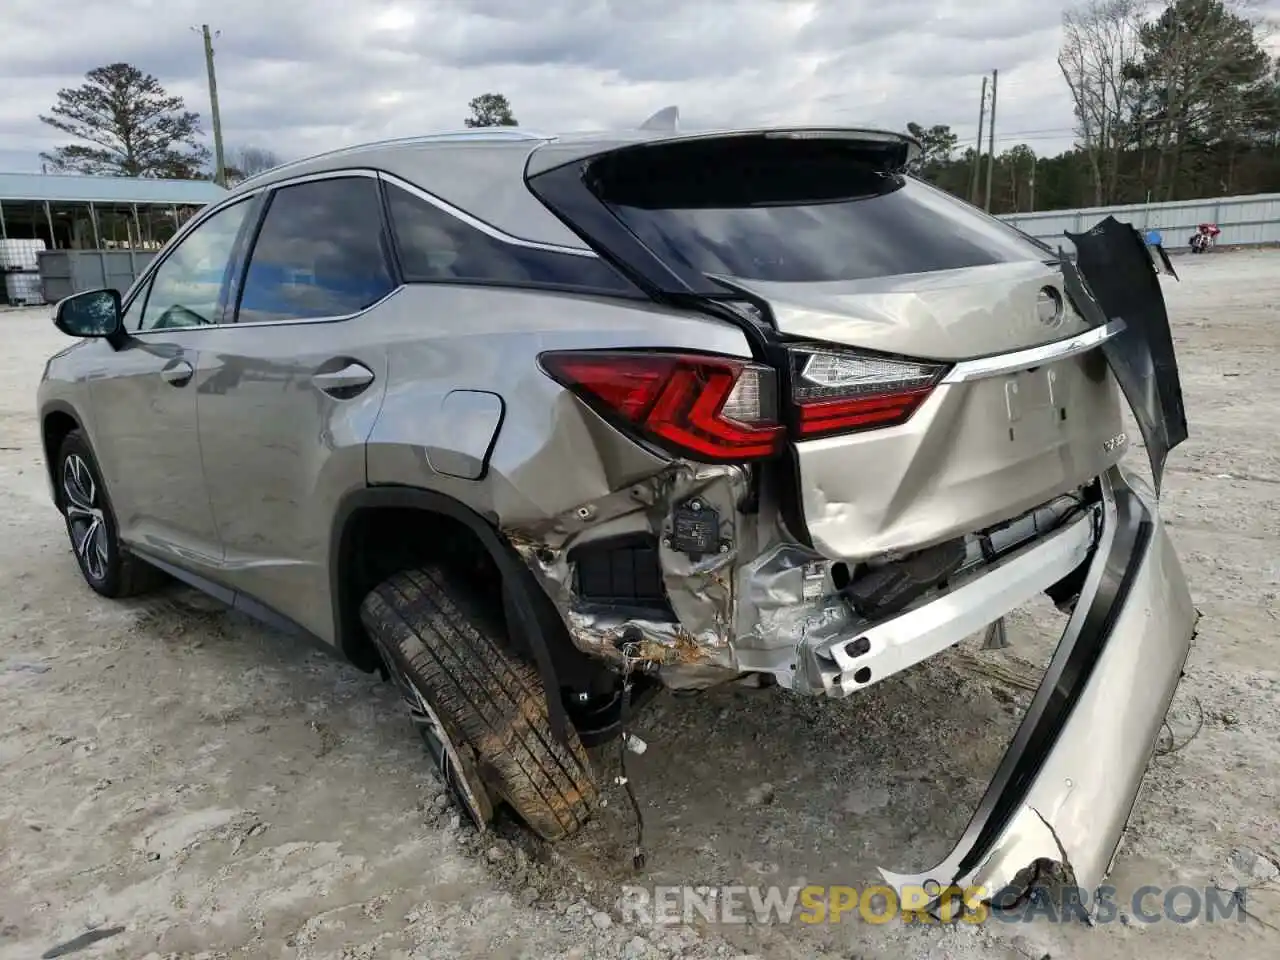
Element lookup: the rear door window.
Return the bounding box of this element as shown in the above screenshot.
[385,183,635,293]
[591,137,1055,283]
[236,176,394,324]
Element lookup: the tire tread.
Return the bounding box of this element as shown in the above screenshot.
[359,565,598,840]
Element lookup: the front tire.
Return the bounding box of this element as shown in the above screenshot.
[360,566,599,841]
[56,430,165,598]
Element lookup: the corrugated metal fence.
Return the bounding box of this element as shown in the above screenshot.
[37,249,156,303]
[1000,193,1280,250]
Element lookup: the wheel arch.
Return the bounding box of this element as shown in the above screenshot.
[40,401,85,500]
[330,485,584,744]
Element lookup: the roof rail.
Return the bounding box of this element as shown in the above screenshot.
[236,129,554,188]
[407,128,553,142]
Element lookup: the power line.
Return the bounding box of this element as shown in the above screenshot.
[952,115,1178,148]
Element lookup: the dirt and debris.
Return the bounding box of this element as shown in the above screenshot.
[39,925,126,959]
[2,250,1280,959]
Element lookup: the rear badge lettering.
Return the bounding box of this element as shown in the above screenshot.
[1103,432,1127,453]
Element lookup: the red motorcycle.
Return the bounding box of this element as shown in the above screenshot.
[1189,222,1221,253]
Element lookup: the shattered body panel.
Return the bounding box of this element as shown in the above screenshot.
[880,466,1197,910]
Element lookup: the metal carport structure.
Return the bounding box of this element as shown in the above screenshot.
[0,172,227,250]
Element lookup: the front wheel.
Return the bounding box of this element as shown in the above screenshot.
[360,566,599,841]
[56,430,165,598]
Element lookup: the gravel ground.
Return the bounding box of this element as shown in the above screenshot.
[1,249,1277,960]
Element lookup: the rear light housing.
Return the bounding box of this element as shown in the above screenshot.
[789,345,948,439]
[539,350,785,463]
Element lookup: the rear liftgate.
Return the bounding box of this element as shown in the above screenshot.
[879,217,1196,913]
[529,135,1197,910]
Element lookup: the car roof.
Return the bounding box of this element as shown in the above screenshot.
[231,125,916,251]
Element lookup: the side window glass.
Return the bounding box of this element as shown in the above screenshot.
[237,177,394,324]
[385,184,633,292]
[138,199,252,331]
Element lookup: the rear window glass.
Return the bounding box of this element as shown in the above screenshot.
[590,137,1055,283]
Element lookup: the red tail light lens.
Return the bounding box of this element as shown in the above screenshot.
[540,350,784,462]
[789,345,948,439]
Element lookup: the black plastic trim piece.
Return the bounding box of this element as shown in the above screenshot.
[1065,217,1188,492]
[129,545,344,662]
[331,485,575,745]
[527,159,725,298]
[568,532,671,611]
[374,175,407,287]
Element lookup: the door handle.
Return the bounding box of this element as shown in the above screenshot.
[312,361,375,397]
[160,359,194,387]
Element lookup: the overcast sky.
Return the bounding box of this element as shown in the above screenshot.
[3,0,1279,176]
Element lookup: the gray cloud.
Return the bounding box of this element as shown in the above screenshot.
[3,0,1278,176]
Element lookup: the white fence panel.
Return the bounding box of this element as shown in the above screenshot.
[999,193,1280,250]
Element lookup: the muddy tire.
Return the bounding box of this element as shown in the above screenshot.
[56,430,166,599]
[359,566,599,841]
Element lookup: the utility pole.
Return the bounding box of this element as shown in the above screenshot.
[984,68,998,212]
[969,75,988,204]
[1028,153,1037,213]
[196,25,226,187]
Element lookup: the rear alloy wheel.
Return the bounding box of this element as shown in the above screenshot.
[400,656,494,830]
[360,566,599,841]
[57,430,165,598]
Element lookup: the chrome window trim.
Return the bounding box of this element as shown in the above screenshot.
[126,165,601,337]
[940,319,1127,384]
[131,170,390,337]
[131,286,405,337]
[377,170,597,257]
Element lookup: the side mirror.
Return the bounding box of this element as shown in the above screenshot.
[53,289,124,343]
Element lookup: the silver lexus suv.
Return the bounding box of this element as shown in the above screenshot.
[38,125,1196,907]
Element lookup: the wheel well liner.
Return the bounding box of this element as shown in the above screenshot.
[41,407,81,490]
[331,485,578,745]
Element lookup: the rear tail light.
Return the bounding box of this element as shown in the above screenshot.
[539,350,784,462]
[789,345,948,439]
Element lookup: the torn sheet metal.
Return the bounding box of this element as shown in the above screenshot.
[731,542,852,683]
[878,466,1198,914]
[510,460,1100,694]
[507,461,754,684]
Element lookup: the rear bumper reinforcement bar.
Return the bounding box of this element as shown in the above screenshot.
[805,509,1097,697]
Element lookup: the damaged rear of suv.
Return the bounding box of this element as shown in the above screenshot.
[520,129,1194,903]
[39,124,1194,911]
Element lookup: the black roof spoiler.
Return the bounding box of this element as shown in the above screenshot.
[525,126,921,178]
